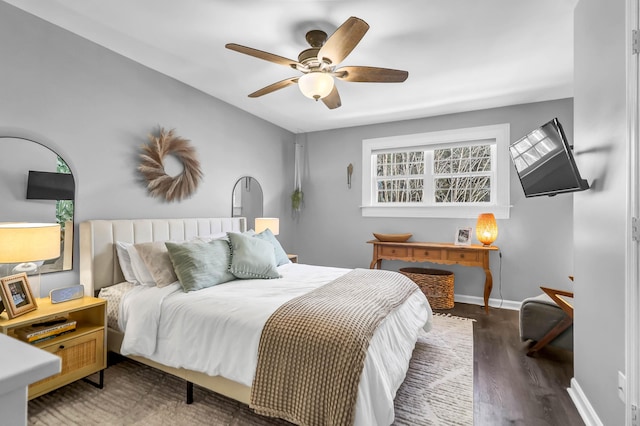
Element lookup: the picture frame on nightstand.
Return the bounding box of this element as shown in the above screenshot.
[0,273,38,319]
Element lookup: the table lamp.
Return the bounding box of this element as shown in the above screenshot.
[476,213,498,246]
[0,223,61,298]
[254,217,279,235]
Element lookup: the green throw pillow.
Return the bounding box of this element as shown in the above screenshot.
[165,240,235,292]
[227,232,281,279]
[254,228,290,266]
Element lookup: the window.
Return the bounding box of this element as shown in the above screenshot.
[362,124,510,219]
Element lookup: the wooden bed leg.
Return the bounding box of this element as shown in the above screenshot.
[186,381,194,404]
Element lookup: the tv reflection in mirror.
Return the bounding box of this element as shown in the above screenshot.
[510,118,589,197]
[26,171,75,200]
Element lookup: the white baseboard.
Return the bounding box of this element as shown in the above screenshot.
[454,294,521,311]
[567,378,604,426]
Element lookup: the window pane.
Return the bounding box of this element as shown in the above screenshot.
[375,151,425,203]
[534,138,557,156]
[434,149,449,161]
[457,159,472,173]
[513,157,528,172]
[408,190,422,202]
[513,139,532,154]
[434,160,449,174]
[475,157,491,172]
[377,177,423,203]
[529,129,546,142]
[435,144,491,175]
[522,148,541,164]
[435,188,451,202]
[408,179,422,189]
[410,162,424,174]
[376,152,423,177]
[434,176,491,203]
[471,145,490,158]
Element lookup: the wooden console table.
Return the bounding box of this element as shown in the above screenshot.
[367,240,499,313]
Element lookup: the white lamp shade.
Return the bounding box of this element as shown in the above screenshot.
[298,72,334,100]
[0,223,61,263]
[254,218,279,235]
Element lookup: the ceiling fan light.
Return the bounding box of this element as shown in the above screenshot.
[298,72,334,100]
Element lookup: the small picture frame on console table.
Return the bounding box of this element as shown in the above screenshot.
[0,273,38,319]
[454,227,472,246]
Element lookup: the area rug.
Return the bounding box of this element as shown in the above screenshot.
[28,314,473,425]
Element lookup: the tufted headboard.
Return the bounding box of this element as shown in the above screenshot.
[79,217,246,295]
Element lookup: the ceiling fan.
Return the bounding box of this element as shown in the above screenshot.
[225,16,408,109]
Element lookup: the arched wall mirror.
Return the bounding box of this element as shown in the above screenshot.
[231,176,263,231]
[0,137,75,274]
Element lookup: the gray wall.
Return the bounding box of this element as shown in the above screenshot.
[0,2,296,294]
[293,99,576,304]
[574,0,627,423]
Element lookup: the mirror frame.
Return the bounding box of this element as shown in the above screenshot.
[0,134,76,274]
[231,176,263,230]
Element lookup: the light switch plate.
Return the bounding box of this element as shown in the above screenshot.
[50,285,84,304]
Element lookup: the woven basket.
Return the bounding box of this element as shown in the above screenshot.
[399,267,455,309]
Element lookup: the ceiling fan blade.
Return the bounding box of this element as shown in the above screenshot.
[321,85,342,109]
[334,66,408,82]
[226,43,300,69]
[248,77,299,98]
[318,17,369,65]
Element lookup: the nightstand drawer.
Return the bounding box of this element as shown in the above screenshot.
[380,246,409,258]
[446,250,479,262]
[29,329,104,398]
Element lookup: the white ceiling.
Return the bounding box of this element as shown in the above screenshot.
[3,0,577,134]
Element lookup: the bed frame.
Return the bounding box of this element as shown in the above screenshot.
[79,217,251,403]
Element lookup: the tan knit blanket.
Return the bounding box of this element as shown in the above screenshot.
[249,268,420,426]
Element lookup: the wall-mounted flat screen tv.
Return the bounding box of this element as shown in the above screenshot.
[509,118,589,197]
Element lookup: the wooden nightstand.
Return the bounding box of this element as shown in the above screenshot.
[287,254,298,263]
[0,296,106,399]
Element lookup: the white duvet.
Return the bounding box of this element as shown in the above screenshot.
[118,263,432,426]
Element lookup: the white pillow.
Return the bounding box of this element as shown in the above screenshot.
[115,241,138,285]
[191,232,228,242]
[126,243,157,287]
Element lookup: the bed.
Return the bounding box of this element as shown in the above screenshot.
[79,217,432,426]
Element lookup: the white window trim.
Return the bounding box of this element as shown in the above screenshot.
[361,124,511,219]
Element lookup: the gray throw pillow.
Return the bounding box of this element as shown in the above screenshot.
[253,228,290,266]
[165,240,235,291]
[227,232,281,279]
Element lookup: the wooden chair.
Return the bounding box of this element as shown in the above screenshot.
[520,279,574,356]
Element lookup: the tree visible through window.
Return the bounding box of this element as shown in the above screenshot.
[374,144,493,204]
[376,151,424,202]
[362,124,510,219]
[433,145,492,203]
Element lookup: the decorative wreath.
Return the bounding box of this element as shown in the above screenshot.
[139,128,203,202]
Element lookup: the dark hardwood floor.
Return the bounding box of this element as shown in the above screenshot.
[436,303,584,426]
